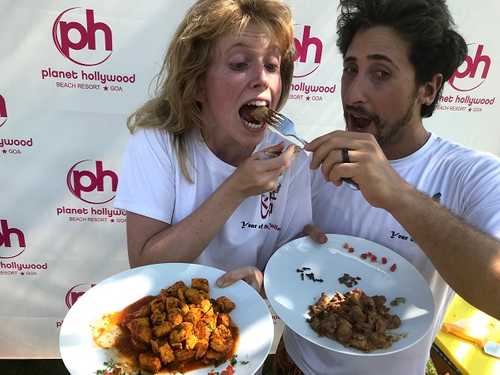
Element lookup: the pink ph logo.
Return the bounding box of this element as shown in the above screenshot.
[449,44,491,92]
[52,7,113,66]
[0,95,7,127]
[293,25,323,78]
[0,219,26,259]
[65,283,95,308]
[67,160,118,204]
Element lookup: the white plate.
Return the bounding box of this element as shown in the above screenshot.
[59,263,274,374]
[264,234,435,356]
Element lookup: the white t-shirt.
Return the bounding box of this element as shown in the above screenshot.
[285,133,500,375]
[114,127,312,271]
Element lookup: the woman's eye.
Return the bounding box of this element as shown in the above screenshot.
[265,63,279,73]
[229,62,248,71]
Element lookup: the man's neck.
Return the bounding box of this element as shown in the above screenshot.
[382,124,430,160]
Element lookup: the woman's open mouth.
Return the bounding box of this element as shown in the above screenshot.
[239,100,269,131]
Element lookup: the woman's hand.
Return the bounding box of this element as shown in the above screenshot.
[216,266,264,292]
[225,143,297,199]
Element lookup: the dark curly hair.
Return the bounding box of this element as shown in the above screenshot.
[337,0,467,117]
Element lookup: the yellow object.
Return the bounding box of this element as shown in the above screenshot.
[435,295,500,375]
[441,321,489,347]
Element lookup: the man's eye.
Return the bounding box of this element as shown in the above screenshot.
[229,62,248,71]
[343,66,357,74]
[373,70,390,80]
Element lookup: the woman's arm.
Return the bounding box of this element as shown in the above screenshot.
[127,146,297,267]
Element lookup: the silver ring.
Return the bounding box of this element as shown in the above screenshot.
[341,148,350,163]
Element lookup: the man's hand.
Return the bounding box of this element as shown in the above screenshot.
[216,266,264,292]
[305,130,411,210]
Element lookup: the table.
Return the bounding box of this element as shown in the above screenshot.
[435,295,500,375]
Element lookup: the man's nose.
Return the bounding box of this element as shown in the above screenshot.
[343,76,368,104]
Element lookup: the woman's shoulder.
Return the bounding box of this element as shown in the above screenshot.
[130,126,170,145]
[129,127,199,155]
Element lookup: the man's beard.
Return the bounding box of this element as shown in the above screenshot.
[345,95,418,148]
[374,101,415,147]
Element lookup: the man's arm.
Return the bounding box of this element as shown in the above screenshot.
[387,182,500,319]
[306,130,500,319]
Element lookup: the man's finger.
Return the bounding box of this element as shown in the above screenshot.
[303,224,328,244]
[309,142,335,170]
[305,130,345,151]
[320,150,343,180]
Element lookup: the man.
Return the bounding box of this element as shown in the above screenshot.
[278,0,500,374]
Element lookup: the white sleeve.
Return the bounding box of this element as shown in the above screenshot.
[310,166,338,233]
[114,128,176,223]
[275,154,313,247]
[257,153,313,270]
[459,153,500,239]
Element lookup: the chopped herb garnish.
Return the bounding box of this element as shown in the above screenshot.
[390,297,406,306]
[96,360,117,375]
[230,354,238,366]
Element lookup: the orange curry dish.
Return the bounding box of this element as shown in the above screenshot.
[92,278,238,374]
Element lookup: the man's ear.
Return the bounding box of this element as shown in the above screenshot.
[419,73,443,105]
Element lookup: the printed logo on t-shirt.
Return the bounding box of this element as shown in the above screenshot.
[389,230,415,243]
[239,183,282,232]
[260,183,281,219]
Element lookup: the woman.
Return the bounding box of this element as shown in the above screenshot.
[114,0,312,290]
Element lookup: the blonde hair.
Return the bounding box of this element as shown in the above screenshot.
[127,0,295,181]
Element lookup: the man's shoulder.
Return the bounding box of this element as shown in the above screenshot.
[430,136,500,169]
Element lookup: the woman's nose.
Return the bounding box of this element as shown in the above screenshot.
[250,65,269,89]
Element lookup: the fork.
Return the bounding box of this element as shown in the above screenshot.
[266,109,359,190]
[265,109,308,148]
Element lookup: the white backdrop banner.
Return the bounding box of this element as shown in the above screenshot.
[0,0,498,358]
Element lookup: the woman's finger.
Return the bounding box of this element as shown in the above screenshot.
[254,143,285,160]
[216,266,263,291]
[216,269,244,288]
